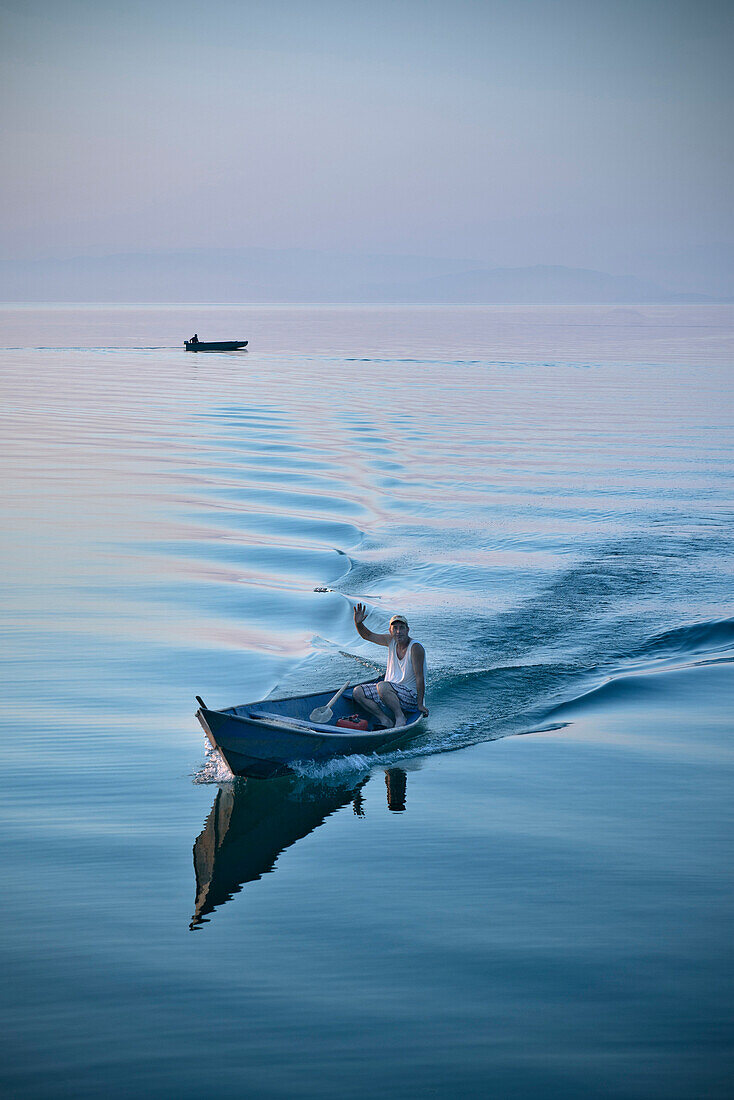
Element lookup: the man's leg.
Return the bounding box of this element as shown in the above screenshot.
[353,684,393,728]
[377,681,406,728]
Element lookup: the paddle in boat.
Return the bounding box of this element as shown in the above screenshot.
[184,339,248,352]
[195,678,424,779]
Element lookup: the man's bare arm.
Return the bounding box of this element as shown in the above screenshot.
[353,602,390,646]
[411,642,429,716]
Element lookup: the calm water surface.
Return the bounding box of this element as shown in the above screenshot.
[1,305,733,1098]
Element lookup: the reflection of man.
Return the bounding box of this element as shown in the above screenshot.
[352,604,428,728]
[385,768,407,812]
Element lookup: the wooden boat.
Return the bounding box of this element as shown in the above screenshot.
[195,679,424,779]
[184,340,248,352]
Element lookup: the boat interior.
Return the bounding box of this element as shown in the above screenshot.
[224,683,420,733]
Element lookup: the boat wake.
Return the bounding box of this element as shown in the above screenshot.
[632,617,734,663]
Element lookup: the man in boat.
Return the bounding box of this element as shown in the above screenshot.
[190,333,199,344]
[352,605,428,728]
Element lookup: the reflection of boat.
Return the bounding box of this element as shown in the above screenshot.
[196,680,424,779]
[191,774,366,929]
[184,340,248,352]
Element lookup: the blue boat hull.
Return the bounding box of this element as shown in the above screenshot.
[196,681,423,778]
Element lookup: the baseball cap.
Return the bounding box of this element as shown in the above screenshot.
[389,614,409,628]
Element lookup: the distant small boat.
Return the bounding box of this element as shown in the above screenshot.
[185,340,248,352]
[196,679,424,779]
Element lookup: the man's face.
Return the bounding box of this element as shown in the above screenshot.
[390,620,409,642]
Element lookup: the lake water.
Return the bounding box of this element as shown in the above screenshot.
[1,304,733,1098]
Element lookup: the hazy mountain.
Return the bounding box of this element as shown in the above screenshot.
[0,248,724,303]
[0,248,465,303]
[633,242,734,299]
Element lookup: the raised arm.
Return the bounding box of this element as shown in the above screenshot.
[353,603,390,646]
[410,642,429,716]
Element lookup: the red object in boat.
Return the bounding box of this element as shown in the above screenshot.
[336,715,369,730]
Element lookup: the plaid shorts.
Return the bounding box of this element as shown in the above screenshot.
[360,680,418,714]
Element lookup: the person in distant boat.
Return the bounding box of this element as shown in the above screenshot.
[352,606,428,728]
[190,333,199,343]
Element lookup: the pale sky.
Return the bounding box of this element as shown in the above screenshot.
[1,0,732,277]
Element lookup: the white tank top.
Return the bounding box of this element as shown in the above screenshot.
[385,639,422,692]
